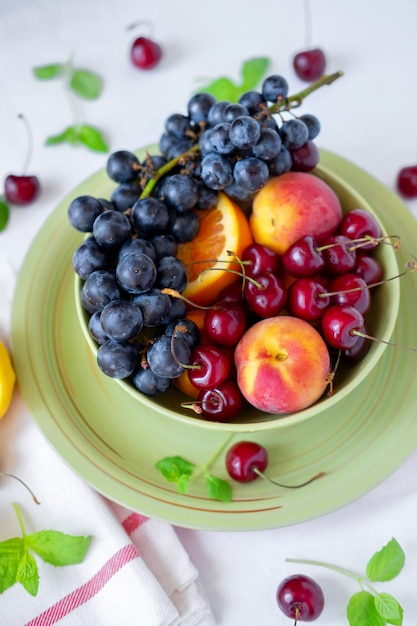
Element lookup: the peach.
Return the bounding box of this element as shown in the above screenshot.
[250,172,342,255]
[234,316,330,414]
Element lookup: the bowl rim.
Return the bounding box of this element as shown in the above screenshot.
[74,161,400,433]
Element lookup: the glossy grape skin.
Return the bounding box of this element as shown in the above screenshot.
[131,367,171,396]
[133,289,173,327]
[164,318,200,350]
[116,252,157,294]
[276,574,325,621]
[81,270,121,313]
[106,150,140,184]
[72,236,109,279]
[100,300,143,342]
[93,210,132,248]
[68,195,103,232]
[233,157,269,191]
[261,74,289,102]
[131,197,169,236]
[97,340,138,378]
[147,335,191,379]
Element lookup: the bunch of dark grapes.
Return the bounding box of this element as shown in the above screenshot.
[159,73,321,204]
[68,72,322,401]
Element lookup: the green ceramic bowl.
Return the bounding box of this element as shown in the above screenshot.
[74,162,400,433]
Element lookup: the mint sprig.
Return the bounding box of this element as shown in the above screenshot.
[32,57,108,152]
[0,197,10,232]
[195,57,270,101]
[156,434,234,502]
[0,503,92,597]
[287,537,405,626]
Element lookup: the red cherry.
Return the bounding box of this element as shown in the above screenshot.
[329,273,371,315]
[342,325,371,364]
[225,441,268,482]
[276,574,325,621]
[188,344,230,390]
[354,253,383,284]
[4,174,40,205]
[293,48,326,82]
[244,272,287,318]
[241,243,280,276]
[282,236,325,278]
[290,141,320,172]
[321,235,356,275]
[321,304,364,350]
[287,278,330,321]
[396,165,417,199]
[4,113,40,206]
[198,378,243,421]
[130,36,162,69]
[204,300,247,347]
[338,208,381,250]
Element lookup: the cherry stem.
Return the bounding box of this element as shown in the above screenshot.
[303,0,312,49]
[351,329,417,353]
[253,468,325,488]
[126,19,155,38]
[326,349,341,396]
[160,287,220,310]
[1,472,41,505]
[17,113,33,175]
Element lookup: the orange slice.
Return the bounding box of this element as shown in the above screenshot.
[176,192,253,306]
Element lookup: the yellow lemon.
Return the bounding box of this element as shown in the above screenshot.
[0,341,16,419]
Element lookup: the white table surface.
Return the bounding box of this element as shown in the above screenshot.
[2,0,417,623]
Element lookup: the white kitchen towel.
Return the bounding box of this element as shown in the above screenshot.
[0,260,215,626]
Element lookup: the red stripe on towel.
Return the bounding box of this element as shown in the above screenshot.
[121,512,148,536]
[25,543,139,626]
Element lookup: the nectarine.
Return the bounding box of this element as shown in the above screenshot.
[250,172,342,255]
[234,316,331,414]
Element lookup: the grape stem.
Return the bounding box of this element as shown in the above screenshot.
[285,557,379,595]
[138,70,344,199]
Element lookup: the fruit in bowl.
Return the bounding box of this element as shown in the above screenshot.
[70,71,400,428]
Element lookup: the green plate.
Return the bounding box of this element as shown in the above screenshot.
[11,150,417,531]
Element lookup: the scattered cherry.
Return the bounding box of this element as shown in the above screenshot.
[225,441,325,487]
[396,165,417,199]
[225,441,268,483]
[4,113,40,206]
[292,0,326,82]
[128,21,162,70]
[276,574,324,623]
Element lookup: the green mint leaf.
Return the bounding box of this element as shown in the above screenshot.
[45,126,78,146]
[78,124,109,152]
[156,456,195,483]
[374,592,403,625]
[70,69,103,100]
[33,63,63,80]
[347,590,385,626]
[0,198,10,232]
[0,538,25,593]
[240,57,270,91]
[198,77,241,101]
[27,530,92,566]
[196,56,270,102]
[177,474,191,494]
[366,537,405,582]
[16,551,39,596]
[205,474,232,502]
